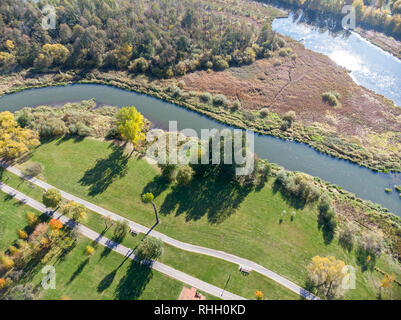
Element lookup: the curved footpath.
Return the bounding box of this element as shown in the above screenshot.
[0,163,319,300]
[0,182,245,300]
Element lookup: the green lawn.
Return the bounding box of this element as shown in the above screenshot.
[0,171,298,300]
[5,137,401,299]
[0,194,216,300]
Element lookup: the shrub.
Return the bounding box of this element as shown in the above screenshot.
[17,114,30,128]
[177,80,185,89]
[199,92,212,103]
[213,94,229,108]
[26,212,38,228]
[76,122,93,136]
[243,111,256,121]
[254,290,264,300]
[0,253,14,270]
[23,163,43,177]
[213,56,229,71]
[85,246,95,256]
[135,237,163,261]
[282,111,296,123]
[259,108,269,118]
[232,100,241,111]
[0,278,6,290]
[159,162,178,182]
[17,229,28,240]
[128,57,149,73]
[322,92,339,107]
[339,222,357,251]
[176,165,194,185]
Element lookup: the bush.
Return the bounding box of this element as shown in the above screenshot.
[213,56,229,71]
[26,212,38,228]
[282,111,296,123]
[85,246,95,256]
[322,92,339,107]
[339,222,357,252]
[135,237,163,261]
[159,163,178,182]
[128,57,149,73]
[199,92,212,103]
[213,94,229,108]
[232,100,241,111]
[17,114,30,128]
[177,80,185,89]
[17,229,28,240]
[176,165,194,185]
[76,122,93,136]
[0,253,14,270]
[259,108,269,118]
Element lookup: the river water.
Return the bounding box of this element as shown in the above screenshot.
[0,84,400,215]
[272,12,401,107]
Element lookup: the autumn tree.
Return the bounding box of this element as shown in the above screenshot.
[254,290,264,300]
[42,188,62,209]
[34,44,70,69]
[49,219,63,231]
[307,255,347,299]
[61,201,87,223]
[116,106,146,153]
[0,111,40,159]
[26,211,38,228]
[85,245,95,256]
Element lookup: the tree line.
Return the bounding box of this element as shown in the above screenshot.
[0,0,280,77]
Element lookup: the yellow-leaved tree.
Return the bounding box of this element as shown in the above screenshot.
[0,111,40,160]
[116,106,146,154]
[307,255,347,299]
[34,43,70,69]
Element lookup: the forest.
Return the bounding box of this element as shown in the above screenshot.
[0,0,282,77]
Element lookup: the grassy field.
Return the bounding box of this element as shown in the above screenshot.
[0,171,299,300]
[0,193,222,300]
[4,137,401,299]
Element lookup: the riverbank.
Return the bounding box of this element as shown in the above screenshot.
[355,28,401,61]
[1,55,400,174]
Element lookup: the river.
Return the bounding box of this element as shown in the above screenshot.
[0,84,400,216]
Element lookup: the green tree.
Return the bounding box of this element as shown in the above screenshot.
[135,236,163,261]
[142,193,159,225]
[116,106,146,153]
[42,188,62,209]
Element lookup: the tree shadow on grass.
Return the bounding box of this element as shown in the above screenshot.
[114,261,153,300]
[154,166,253,224]
[67,257,90,285]
[272,181,308,211]
[79,144,129,196]
[317,213,335,245]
